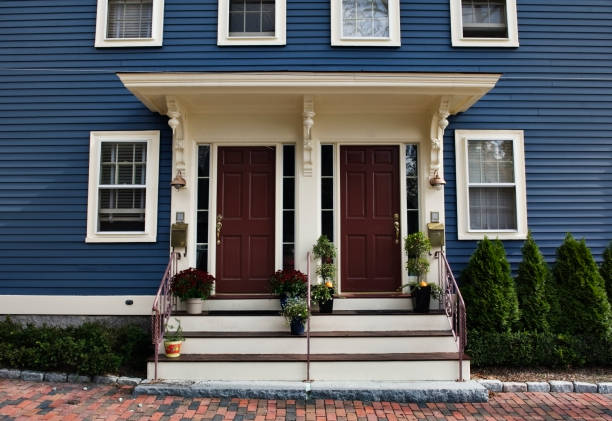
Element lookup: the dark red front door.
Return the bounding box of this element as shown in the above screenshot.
[341,146,402,292]
[216,147,276,293]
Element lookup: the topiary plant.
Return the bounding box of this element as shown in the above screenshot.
[600,240,612,307]
[515,231,551,332]
[552,233,612,337]
[460,237,519,333]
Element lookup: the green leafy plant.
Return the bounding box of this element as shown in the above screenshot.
[551,233,612,337]
[316,263,335,282]
[0,317,151,376]
[515,231,551,332]
[311,283,334,303]
[404,232,431,277]
[171,268,215,300]
[164,318,184,342]
[601,240,612,306]
[269,269,308,298]
[401,281,443,300]
[312,235,336,262]
[281,297,309,324]
[460,237,519,333]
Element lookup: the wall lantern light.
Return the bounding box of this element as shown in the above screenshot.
[429,169,446,187]
[170,170,186,190]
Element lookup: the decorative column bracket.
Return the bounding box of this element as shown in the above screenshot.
[429,96,450,187]
[302,95,315,177]
[166,96,186,175]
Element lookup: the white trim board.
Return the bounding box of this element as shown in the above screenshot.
[0,295,155,315]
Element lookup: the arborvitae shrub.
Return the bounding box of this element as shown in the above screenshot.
[460,237,519,332]
[552,233,612,337]
[601,241,612,306]
[515,232,551,332]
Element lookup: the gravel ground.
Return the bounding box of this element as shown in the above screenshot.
[472,366,612,383]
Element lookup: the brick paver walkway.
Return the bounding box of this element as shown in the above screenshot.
[0,379,610,420]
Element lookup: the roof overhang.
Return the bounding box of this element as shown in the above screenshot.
[117,72,501,115]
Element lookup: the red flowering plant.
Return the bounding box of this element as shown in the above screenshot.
[171,268,215,301]
[269,269,308,298]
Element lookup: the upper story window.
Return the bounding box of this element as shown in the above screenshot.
[95,0,165,47]
[331,0,401,47]
[455,130,527,240]
[218,0,286,45]
[86,131,160,242]
[450,0,519,47]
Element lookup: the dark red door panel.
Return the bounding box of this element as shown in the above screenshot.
[341,146,401,292]
[216,147,275,293]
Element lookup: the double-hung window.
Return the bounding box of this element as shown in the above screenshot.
[218,0,286,45]
[450,0,519,47]
[95,0,165,47]
[86,132,159,242]
[331,0,401,46]
[455,130,527,240]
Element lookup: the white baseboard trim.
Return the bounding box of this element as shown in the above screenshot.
[0,295,155,315]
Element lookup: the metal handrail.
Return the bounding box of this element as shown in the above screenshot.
[305,251,312,382]
[435,250,467,382]
[151,251,178,381]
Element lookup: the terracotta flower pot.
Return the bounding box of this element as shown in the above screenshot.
[185,298,203,314]
[164,340,182,358]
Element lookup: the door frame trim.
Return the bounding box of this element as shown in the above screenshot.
[333,142,419,294]
[194,142,284,294]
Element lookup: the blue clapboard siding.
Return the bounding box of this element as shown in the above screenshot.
[0,0,611,294]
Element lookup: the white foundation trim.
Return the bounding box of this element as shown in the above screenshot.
[0,295,155,315]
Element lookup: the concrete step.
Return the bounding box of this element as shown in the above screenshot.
[147,353,470,382]
[171,310,450,332]
[159,330,458,354]
[198,296,422,312]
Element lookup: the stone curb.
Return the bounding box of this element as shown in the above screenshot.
[135,380,489,403]
[0,367,140,385]
[477,379,611,394]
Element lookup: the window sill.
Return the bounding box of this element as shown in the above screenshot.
[332,38,401,47]
[458,230,527,241]
[85,233,157,243]
[95,38,163,48]
[452,37,519,48]
[217,36,286,46]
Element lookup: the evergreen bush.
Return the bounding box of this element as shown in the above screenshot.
[0,317,150,376]
[460,237,519,332]
[515,232,551,332]
[601,241,612,306]
[552,233,612,337]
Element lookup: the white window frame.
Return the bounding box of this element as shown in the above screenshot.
[86,131,160,243]
[331,0,401,47]
[455,130,527,240]
[450,0,519,47]
[94,0,165,48]
[217,0,286,46]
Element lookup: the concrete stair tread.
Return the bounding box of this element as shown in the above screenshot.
[173,309,445,316]
[152,352,469,362]
[179,330,454,338]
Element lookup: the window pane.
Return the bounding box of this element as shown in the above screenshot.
[468,139,514,184]
[283,178,295,209]
[283,211,294,243]
[197,211,209,243]
[229,12,244,32]
[407,210,419,235]
[262,11,275,32]
[406,178,418,210]
[469,187,516,230]
[405,144,419,232]
[283,244,295,270]
[462,0,507,38]
[98,188,146,231]
[107,0,153,40]
[197,178,209,210]
[198,146,210,177]
[283,145,295,176]
[196,244,208,272]
[322,211,334,242]
[342,0,389,38]
[322,178,334,210]
[321,145,334,177]
[245,12,261,32]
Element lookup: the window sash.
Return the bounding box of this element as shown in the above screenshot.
[106,0,153,39]
[341,0,390,39]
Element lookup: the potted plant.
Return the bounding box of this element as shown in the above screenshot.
[312,235,337,313]
[171,268,215,314]
[269,269,308,309]
[311,282,334,313]
[163,318,184,358]
[281,297,309,335]
[399,232,439,312]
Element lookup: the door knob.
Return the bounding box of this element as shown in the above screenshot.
[216,214,223,245]
[393,213,400,244]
